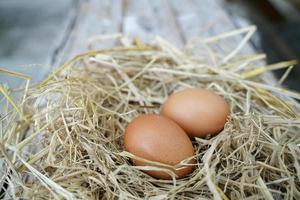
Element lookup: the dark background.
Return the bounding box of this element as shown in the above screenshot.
[225,0,300,91]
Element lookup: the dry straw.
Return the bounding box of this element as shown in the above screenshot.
[0,26,300,199]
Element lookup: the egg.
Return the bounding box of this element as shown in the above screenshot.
[124,114,195,179]
[161,88,229,138]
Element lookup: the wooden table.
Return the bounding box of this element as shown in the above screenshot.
[47,0,256,69]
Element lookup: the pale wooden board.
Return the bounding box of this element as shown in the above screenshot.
[169,0,254,54]
[169,0,237,39]
[49,0,122,68]
[49,0,260,67]
[122,0,184,46]
[168,0,276,83]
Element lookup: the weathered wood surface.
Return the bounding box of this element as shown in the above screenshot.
[49,0,258,68]
[48,0,277,85]
[48,0,122,69]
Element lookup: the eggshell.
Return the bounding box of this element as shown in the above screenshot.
[124,114,195,179]
[161,88,229,138]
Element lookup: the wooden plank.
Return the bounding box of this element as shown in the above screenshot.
[122,0,184,46]
[168,0,239,39]
[169,0,276,84]
[168,0,255,54]
[48,0,122,68]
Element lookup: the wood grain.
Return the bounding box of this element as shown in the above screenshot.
[49,0,260,67]
[122,0,184,46]
[49,0,122,67]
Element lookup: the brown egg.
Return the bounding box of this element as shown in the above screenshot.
[124,114,195,179]
[161,88,229,138]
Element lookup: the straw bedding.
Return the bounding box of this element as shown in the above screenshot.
[0,27,300,199]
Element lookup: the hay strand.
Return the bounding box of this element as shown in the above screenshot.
[0,27,299,199]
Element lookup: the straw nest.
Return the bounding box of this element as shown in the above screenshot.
[1,27,300,200]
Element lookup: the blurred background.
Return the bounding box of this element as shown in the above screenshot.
[225,0,300,92]
[0,0,299,90]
